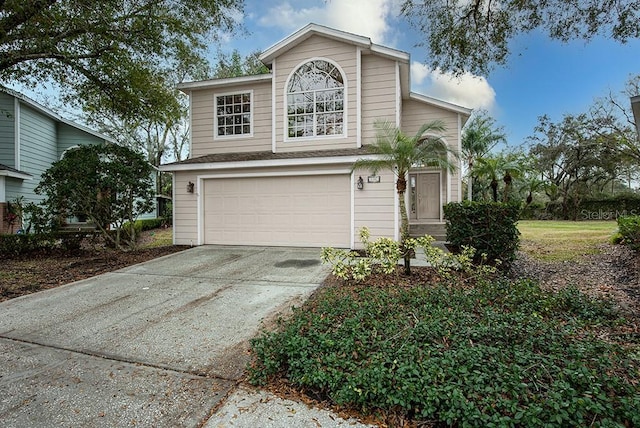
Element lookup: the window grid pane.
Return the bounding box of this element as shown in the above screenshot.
[286,60,344,139]
[216,92,251,136]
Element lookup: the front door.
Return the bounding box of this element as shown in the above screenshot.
[417,172,441,220]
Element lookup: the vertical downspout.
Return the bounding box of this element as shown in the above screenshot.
[272,59,277,153]
[356,47,362,148]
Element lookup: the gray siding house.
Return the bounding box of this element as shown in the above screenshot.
[0,87,113,233]
[161,24,472,248]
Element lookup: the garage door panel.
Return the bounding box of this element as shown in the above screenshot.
[203,175,350,247]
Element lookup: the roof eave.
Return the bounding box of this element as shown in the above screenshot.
[0,170,33,180]
[408,92,473,117]
[177,74,273,92]
[160,154,381,172]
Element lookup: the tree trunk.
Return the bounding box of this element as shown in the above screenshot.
[397,177,411,275]
[467,160,473,201]
[490,179,498,202]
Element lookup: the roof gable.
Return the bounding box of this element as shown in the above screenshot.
[259,23,409,65]
[0,86,115,144]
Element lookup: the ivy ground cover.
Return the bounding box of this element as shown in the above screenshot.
[249,273,639,427]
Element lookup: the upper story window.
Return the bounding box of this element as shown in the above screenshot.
[287,59,345,139]
[215,91,252,138]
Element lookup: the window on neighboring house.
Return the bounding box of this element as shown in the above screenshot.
[287,59,345,139]
[215,92,252,138]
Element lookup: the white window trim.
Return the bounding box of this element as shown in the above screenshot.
[213,89,254,141]
[283,57,348,143]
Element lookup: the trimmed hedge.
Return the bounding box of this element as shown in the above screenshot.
[617,216,640,251]
[444,201,520,266]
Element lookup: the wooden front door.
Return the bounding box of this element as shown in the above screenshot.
[417,173,441,220]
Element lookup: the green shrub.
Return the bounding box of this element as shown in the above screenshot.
[249,279,639,427]
[444,201,520,266]
[0,233,61,257]
[617,215,640,251]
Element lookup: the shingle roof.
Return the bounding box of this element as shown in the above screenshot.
[164,148,370,166]
[0,163,32,177]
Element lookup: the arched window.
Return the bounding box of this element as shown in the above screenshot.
[287,59,345,138]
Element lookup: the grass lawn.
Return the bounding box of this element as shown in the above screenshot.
[139,227,173,248]
[518,220,618,262]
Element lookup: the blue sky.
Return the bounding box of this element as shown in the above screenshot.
[220,0,640,148]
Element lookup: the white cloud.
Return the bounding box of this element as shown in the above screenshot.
[411,62,496,111]
[258,0,397,44]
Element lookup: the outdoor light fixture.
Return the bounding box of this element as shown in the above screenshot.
[357,176,364,190]
[187,181,195,193]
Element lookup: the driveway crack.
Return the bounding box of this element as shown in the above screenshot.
[0,335,239,382]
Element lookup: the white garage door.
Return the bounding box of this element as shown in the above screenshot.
[203,174,351,247]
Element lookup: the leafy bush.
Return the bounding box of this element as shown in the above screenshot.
[249,278,639,427]
[0,232,62,257]
[616,216,640,251]
[444,201,520,266]
[322,228,493,282]
[321,228,401,282]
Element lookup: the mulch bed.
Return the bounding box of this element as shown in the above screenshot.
[0,245,189,302]
[510,243,640,318]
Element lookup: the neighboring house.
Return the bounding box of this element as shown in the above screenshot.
[161,24,472,249]
[632,95,640,137]
[0,87,114,233]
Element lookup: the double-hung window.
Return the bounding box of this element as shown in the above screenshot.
[287,60,345,139]
[215,92,252,138]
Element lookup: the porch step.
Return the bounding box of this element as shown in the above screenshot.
[410,223,447,241]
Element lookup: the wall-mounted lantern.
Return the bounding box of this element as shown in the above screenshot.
[187,181,195,193]
[357,176,364,190]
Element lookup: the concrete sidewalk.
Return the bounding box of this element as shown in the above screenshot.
[0,246,373,427]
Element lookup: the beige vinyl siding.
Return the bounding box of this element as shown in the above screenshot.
[361,55,397,145]
[401,99,461,202]
[353,168,396,248]
[173,171,200,245]
[275,35,358,152]
[190,81,272,157]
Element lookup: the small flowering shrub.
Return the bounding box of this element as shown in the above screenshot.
[321,228,495,283]
[405,235,498,280]
[321,228,402,282]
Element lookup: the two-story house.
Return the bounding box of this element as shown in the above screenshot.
[161,24,472,248]
[0,87,114,234]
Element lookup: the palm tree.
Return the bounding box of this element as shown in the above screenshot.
[474,156,522,202]
[461,113,506,200]
[353,119,458,275]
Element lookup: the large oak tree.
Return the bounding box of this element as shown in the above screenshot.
[401,0,640,75]
[0,0,242,116]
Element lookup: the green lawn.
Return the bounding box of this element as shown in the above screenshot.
[139,227,173,248]
[517,220,618,262]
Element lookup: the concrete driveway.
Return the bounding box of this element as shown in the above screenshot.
[0,246,330,427]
